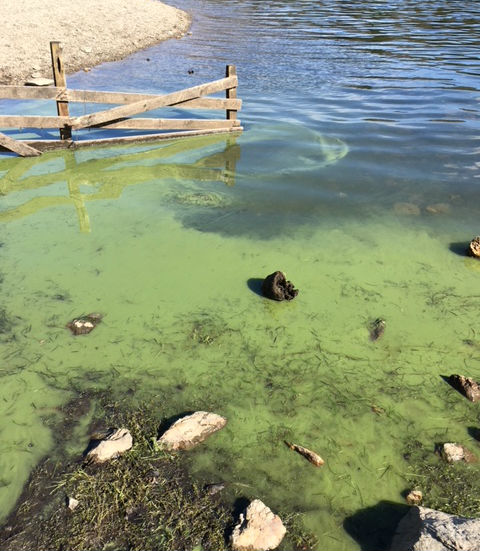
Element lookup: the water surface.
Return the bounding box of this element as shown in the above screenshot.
[1,1,480,549]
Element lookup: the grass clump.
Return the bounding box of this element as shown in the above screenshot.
[1,399,318,551]
[403,440,480,517]
[0,403,230,551]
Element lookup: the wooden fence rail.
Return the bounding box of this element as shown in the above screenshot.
[0,42,242,157]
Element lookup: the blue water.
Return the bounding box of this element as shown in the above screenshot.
[1,1,480,549]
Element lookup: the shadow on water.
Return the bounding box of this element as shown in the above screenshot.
[247,277,264,297]
[449,242,469,257]
[467,427,480,442]
[343,500,409,551]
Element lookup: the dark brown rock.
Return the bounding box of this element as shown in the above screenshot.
[262,271,298,301]
[467,236,480,258]
[370,318,386,341]
[448,374,480,402]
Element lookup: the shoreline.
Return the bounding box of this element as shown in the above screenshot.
[0,0,191,86]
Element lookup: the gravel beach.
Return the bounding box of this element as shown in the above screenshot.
[0,0,191,85]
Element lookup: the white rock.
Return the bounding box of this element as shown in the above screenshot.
[67,496,79,511]
[441,443,475,463]
[24,78,54,87]
[391,506,480,551]
[85,428,133,463]
[231,499,286,551]
[157,411,226,451]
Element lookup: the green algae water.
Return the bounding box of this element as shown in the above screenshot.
[1,1,480,549]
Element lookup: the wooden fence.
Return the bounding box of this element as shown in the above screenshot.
[0,42,242,157]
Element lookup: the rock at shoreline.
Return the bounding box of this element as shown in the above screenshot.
[440,442,476,464]
[447,374,480,402]
[405,490,423,505]
[157,411,227,451]
[390,506,480,551]
[467,236,480,258]
[25,77,54,86]
[85,428,133,463]
[262,271,298,301]
[231,499,286,551]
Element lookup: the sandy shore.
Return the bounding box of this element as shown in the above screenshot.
[0,0,191,85]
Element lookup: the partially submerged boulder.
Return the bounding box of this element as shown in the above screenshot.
[157,411,227,451]
[231,499,286,551]
[85,428,133,463]
[467,236,480,258]
[448,374,480,402]
[405,490,423,506]
[390,506,480,551]
[440,442,476,464]
[262,271,298,301]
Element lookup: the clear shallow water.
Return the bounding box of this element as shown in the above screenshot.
[1,1,480,549]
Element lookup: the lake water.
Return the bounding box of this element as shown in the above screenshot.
[1,1,480,549]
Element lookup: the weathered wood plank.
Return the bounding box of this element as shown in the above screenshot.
[50,42,71,140]
[0,86,66,101]
[17,127,243,152]
[0,116,73,128]
[0,87,242,110]
[92,118,240,130]
[0,132,41,157]
[226,65,238,121]
[71,76,238,130]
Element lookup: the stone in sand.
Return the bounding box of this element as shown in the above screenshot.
[262,271,298,301]
[85,428,133,463]
[440,442,476,464]
[425,203,450,215]
[467,236,480,258]
[391,506,480,551]
[448,374,480,402]
[231,499,286,551]
[157,411,226,451]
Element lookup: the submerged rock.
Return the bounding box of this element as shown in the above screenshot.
[262,271,298,301]
[66,313,102,336]
[157,411,227,451]
[231,499,286,551]
[369,318,386,341]
[394,202,421,216]
[447,374,480,402]
[85,428,133,463]
[467,236,480,258]
[440,442,476,464]
[390,506,480,551]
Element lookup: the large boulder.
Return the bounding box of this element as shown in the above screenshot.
[231,499,286,551]
[390,506,480,551]
[157,411,226,451]
[85,428,133,463]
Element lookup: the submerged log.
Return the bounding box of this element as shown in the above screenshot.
[284,441,324,467]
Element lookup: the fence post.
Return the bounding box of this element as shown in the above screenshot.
[50,41,72,140]
[225,65,237,121]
